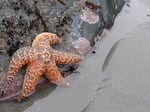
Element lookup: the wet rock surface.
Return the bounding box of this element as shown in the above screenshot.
[0,0,124,111]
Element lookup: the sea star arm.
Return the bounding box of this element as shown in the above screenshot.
[17,64,42,101]
[45,62,69,86]
[32,32,61,47]
[52,50,81,64]
[7,47,34,82]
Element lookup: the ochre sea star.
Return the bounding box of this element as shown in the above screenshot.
[7,32,81,101]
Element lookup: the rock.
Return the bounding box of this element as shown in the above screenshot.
[0,69,23,101]
[0,0,124,102]
[70,0,125,45]
[71,37,91,56]
[80,7,99,24]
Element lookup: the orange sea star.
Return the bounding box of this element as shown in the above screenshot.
[7,32,81,101]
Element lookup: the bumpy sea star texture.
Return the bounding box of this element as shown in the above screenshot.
[7,32,81,101]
